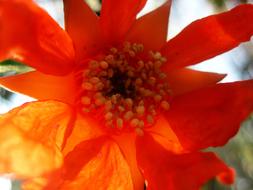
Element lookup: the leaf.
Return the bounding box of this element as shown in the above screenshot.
[0,60,33,75]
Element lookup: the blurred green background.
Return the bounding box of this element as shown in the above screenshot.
[0,0,252,190]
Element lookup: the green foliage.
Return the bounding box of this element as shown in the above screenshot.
[0,60,32,101]
[0,60,32,75]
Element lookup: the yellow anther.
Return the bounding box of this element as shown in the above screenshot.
[127,70,134,77]
[81,96,91,105]
[138,100,144,106]
[90,77,100,84]
[136,105,145,115]
[100,61,109,69]
[124,111,134,121]
[160,100,170,111]
[89,60,99,68]
[137,60,144,69]
[95,92,103,98]
[130,118,139,127]
[154,61,162,69]
[148,77,156,86]
[149,105,157,116]
[138,120,145,128]
[154,94,162,102]
[81,41,171,133]
[125,98,133,108]
[141,72,147,80]
[116,118,123,129]
[110,47,118,54]
[143,89,153,97]
[147,115,154,124]
[99,71,108,77]
[159,73,167,79]
[111,95,118,104]
[135,78,143,86]
[105,112,113,120]
[105,55,114,63]
[161,57,167,63]
[137,44,144,52]
[95,82,104,90]
[83,69,91,77]
[105,100,113,111]
[95,97,106,106]
[123,41,131,51]
[82,82,93,90]
[129,50,136,57]
[135,127,144,136]
[154,52,162,60]
[118,106,125,112]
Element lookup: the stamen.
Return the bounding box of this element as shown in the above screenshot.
[80,42,171,135]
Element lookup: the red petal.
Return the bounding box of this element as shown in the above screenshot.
[136,134,234,190]
[114,134,145,190]
[0,71,76,104]
[166,68,226,96]
[166,80,253,151]
[100,0,147,43]
[0,101,72,178]
[63,0,101,60]
[49,137,133,190]
[126,0,171,50]
[146,116,183,153]
[0,0,75,75]
[61,114,104,156]
[161,4,253,70]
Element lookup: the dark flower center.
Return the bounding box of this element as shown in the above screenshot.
[80,42,171,135]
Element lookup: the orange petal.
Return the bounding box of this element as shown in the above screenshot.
[61,114,104,156]
[63,0,101,60]
[0,100,73,178]
[100,0,147,43]
[113,133,145,190]
[166,79,253,151]
[0,71,77,104]
[127,0,171,51]
[161,4,253,70]
[0,0,75,75]
[136,134,234,190]
[166,68,226,96]
[48,137,133,190]
[146,116,183,153]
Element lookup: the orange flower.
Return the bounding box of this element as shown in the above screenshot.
[0,0,253,189]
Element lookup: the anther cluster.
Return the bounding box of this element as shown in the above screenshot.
[80,42,171,135]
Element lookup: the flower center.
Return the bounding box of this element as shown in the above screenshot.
[80,42,171,135]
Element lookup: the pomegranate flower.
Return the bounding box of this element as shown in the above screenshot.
[0,0,253,189]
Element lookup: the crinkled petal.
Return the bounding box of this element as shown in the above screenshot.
[126,0,171,50]
[146,116,183,153]
[63,0,101,60]
[113,134,145,190]
[100,0,147,43]
[166,68,226,96]
[0,0,75,75]
[0,71,76,104]
[136,134,234,190]
[41,137,133,190]
[166,80,253,151]
[161,4,253,70]
[0,100,73,178]
[61,114,104,156]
